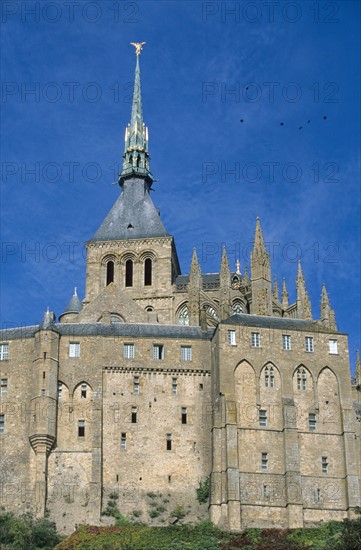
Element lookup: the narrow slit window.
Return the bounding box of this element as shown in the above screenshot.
[282,334,291,351]
[0,378,8,397]
[181,407,187,424]
[270,367,275,388]
[57,382,62,400]
[227,330,236,346]
[251,332,260,348]
[166,433,172,451]
[309,413,317,430]
[78,420,85,437]
[133,376,139,395]
[81,384,87,399]
[259,409,267,427]
[263,485,270,500]
[261,452,268,471]
[0,414,4,433]
[172,378,177,395]
[322,456,328,474]
[106,261,114,285]
[144,258,152,286]
[121,432,127,449]
[131,406,137,423]
[265,367,269,387]
[125,259,133,287]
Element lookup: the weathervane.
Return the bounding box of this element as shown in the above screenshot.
[130,42,146,56]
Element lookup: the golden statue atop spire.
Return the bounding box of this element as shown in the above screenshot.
[130,42,146,56]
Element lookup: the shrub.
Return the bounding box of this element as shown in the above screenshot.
[146,492,157,499]
[149,509,160,518]
[196,477,210,504]
[132,510,142,518]
[170,505,186,521]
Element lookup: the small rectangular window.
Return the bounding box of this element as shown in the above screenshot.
[309,413,317,431]
[305,336,314,353]
[251,332,260,348]
[69,342,80,358]
[131,406,137,423]
[322,456,328,474]
[261,452,268,471]
[259,409,267,427]
[81,384,87,399]
[133,376,139,395]
[124,343,135,359]
[0,414,4,433]
[181,407,187,424]
[316,488,321,503]
[180,346,192,361]
[329,339,338,354]
[0,378,8,397]
[227,330,236,346]
[166,433,172,451]
[78,420,85,437]
[152,344,164,360]
[121,432,127,449]
[172,378,177,396]
[0,344,9,361]
[282,335,291,351]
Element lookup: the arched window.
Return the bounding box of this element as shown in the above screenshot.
[144,258,152,286]
[232,301,243,314]
[178,305,189,326]
[125,260,133,287]
[106,261,114,286]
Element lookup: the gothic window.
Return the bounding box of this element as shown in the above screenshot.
[232,301,243,314]
[178,305,189,326]
[144,258,152,286]
[297,368,307,390]
[125,259,133,287]
[106,260,114,285]
[205,305,219,322]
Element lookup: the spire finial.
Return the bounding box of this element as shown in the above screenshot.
[236,259,241,274]
[130,42,146,56]
[119,43,153,185]
[74,287,77,296]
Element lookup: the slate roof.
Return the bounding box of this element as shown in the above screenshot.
[62,293,83,315]
[176,273,220,284]
[0,323,214,340]
[92,178,169,241]
[222,313,343,333]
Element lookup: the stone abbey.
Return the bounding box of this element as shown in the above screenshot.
[1,47,360,534]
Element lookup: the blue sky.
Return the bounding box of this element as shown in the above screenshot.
[1,0,360,374]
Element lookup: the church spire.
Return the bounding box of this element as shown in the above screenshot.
[273,276,280,301]
[282,278,289,308]
[320,283,336,330]
[296,260,312,320]
[250,217,272,315]
[119,43,153,185]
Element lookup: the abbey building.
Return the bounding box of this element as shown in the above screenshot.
[0,47,360,534]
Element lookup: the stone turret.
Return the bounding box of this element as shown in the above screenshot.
[219,247,232,320]
[250,217,272,315]
[320,283,336,330]
[188,248,202,326]
[296,261,312,320]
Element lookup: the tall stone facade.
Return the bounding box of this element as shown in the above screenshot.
[1,48,360,534]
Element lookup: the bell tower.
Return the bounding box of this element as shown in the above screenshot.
[83,44,180,323]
